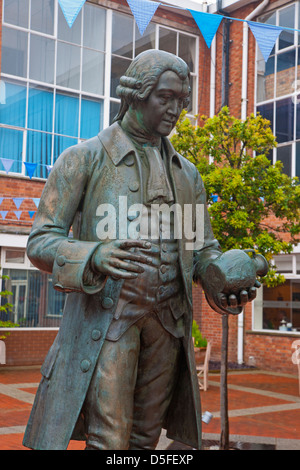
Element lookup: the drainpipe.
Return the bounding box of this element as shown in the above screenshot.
[238,0,270,365]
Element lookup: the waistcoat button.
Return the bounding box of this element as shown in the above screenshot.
[80,359,91,373]
[56,255,66,267]
[91,329,101,341]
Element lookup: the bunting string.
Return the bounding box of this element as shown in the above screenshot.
[57,0,300,63]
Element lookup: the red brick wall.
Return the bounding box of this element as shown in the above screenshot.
[1,330,57,366]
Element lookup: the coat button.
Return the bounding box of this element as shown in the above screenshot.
[80,359,91,373]
[91,329,101,341]
[124,154,135,166]
[102,297,114,309]
[56,255,66,266]
[160,265,167,274]
[129,181,139,192]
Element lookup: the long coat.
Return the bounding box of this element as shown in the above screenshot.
[22,122,221,450]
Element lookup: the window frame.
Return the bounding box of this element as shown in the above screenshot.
[1,0,199,180]
[255,1,300,179]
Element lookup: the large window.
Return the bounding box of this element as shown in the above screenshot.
[0,0,198,179]
[0,247,65,328]
[253,253,300,332]
[256,2,300,179]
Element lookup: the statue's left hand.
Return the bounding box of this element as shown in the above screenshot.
[216,280,261,311]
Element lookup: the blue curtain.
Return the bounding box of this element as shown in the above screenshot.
[80,98,103,139]
[54,93,79,161]
[27,88,53,178]
[0,82,26,173]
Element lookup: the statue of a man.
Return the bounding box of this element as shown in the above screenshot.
[23,50,259,450]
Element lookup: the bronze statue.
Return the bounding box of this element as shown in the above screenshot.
[23,50,265,450]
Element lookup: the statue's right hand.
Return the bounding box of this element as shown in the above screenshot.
[92,239,152,279]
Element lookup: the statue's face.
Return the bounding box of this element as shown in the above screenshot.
[135,70,190,137]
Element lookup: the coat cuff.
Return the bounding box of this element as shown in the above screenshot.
[52,239,107,294]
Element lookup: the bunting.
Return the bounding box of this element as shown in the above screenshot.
[32,0,300,66]
[24,162,38,179]
[127,0,160,36]
[0,197,40,222]
[188,10,223,49]
[58,0,86,28]
[248,21,283,62]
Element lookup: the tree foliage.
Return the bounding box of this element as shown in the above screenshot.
[171,107,300,287]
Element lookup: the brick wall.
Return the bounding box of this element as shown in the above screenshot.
[0,330,57,366]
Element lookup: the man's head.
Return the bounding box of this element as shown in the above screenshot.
[114,50,190,136]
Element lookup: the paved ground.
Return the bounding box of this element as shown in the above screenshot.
[0,366,299,450]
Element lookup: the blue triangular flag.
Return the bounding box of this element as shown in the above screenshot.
[248,21,282,62]
[58,0,86,28]
[0,198,4,206]
[0,211,8,219]
[28,211,35,219]
[24,162,37,179]
[32,198,40,208]
[189,10,223,48]
[1,158,14,174]
[211,194,218,203]
[12,197,24,209]
[14,211,22,220]
[46,165,53,174]
[127,0,160,36]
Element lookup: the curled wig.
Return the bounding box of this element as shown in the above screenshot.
[113,49,191,122]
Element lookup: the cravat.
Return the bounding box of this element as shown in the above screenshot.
[143,146,174,204]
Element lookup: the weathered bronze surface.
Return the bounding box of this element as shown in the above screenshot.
[22,50,267,451]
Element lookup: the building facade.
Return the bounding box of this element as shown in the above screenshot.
[0,0,299,374]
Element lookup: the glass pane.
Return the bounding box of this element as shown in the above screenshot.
[257,102,274,132]
[1,27,28,78]
[0,81,26,127]
[257,53,274,102]
[58,4,81,45]
[112,12,133,58]
[28,88,53,132]
[273,254,293,272]
[56,42,80,90]
[135,22,155,57]
[187,75,195,114]
[179,34,196,73]
[276,98,294,143]
[278,5,295,50]
[0,128,23,173]
[109,100,121,125]
[276,50,296,98]
[29,34,55,84]
[30,0,54,35]
[5,250,25,264]
[259,11,276,56]
[83,4,106,51]
[82,49,105,95]
[262,280,300,331]
[27,131,52,178]
[159,28,177,55]
[296,142,300,179]
[111,56,131,99]
[276,145,292,176]
[80,98,103,139]
[1,268,64,327]
[297,255,300,275]
[55,93,79,137]
[53,135,78,161]
[3,0,29,28]
[295,101,300,140]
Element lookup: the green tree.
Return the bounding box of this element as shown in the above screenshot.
[0,271,17,340]
[171,107,300,287]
